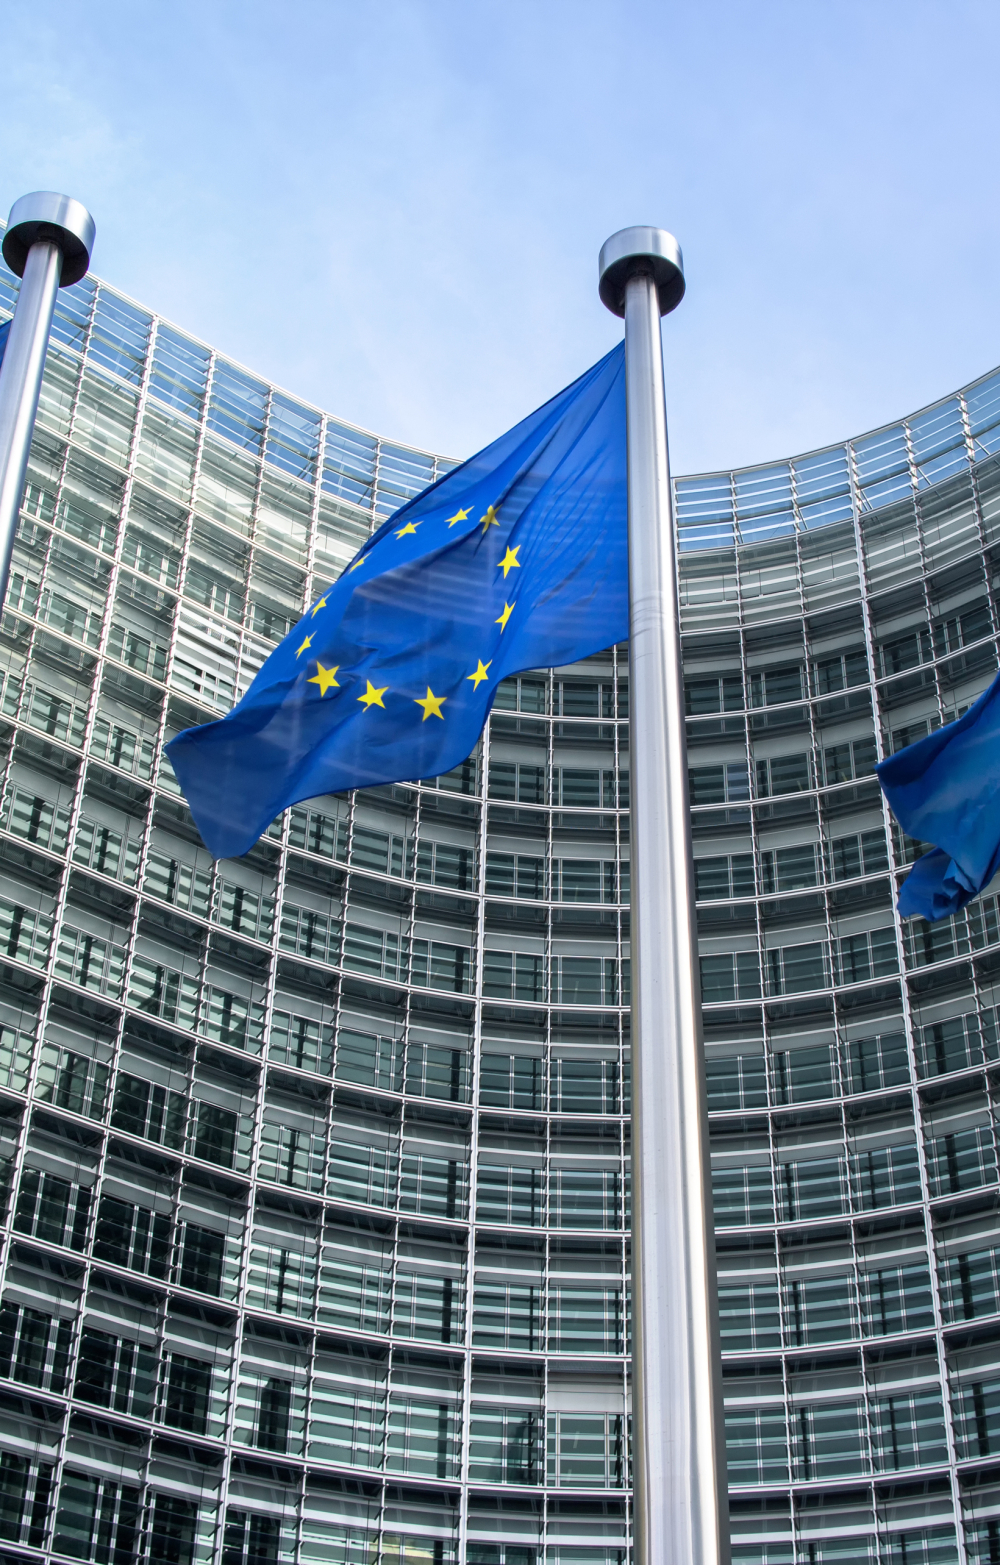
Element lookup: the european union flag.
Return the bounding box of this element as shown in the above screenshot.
[168,344,627,859]
[0,318,11,368]
[877,667,1000,920]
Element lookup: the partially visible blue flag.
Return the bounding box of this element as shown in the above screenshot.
[877,667,1000,920]
[168,343,627,859]
[0,318,11,369]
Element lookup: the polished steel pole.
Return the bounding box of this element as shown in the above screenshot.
[0,193,96,603]
[599,228,729,1565]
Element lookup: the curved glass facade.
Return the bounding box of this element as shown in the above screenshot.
[1,247,1000,1565]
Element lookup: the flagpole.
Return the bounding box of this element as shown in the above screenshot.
[0,192,96,603]
[599,228,729,1565]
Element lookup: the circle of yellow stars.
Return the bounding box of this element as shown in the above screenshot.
[297,496,523,723]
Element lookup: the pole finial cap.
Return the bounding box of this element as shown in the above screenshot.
[2,192,96,288]
[598,226,684,318]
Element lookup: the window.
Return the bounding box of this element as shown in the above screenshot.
[473,1284,543,1351]
[706,1054,768,1111]
[836,928,899,985]
[192,1101,238,1167]
[829,828,888,879]
[35,1043,109,1119]
[288,805,349,861]
[410,939,473,994]
[726,1409,788,1484]
[784,1274,856,1345]
[143,852,211,915]
[469,1407,542,1484]
[700,952,761,1004]
[760,845,818,893]
[258,1123,325,1193]
[546,1412,625,1488]
[919,1012,988,1078]
[842,1031,909,1093]
[689,763,750,806]
[779,1156,847,1220]
[270,1011,333,1075]
[111,1074,186,1149]
[415,840,473,890]
[872,1391,947,1470]
[925,1126,997,1196]
[353,826,406,877]
[493,675,548,714]
[548,1285,624,1354]
[756,753,811,798]
[386,1396,461,1478]
[223,1511,281,1565]
[859,1263,934,1335]
[333,1028,402,1092]
[178,1224,225,1295]
[717,1282,781,1351]
[93,1195,171,1279]
[696,853,755,900]
[953,1377,1000,1459]
[766,942,829,996]
[319,1256,390,1335]
[246,1245,316,1317]
[851,1142,921,1210]
[685,674,743,714]
[483,951,545,1003]
[485,852,545,900]
[792,1401,866,1478]
[488,762,545,804]
[941,1246,1000,1323]
[74,1328,156,1418]
[813,649,868,694]
[712,1166,773,1227]
[770,1045,836,1104]
[53,1471,139,1564]
[0,1300,72,1392]
[823,737,878,786]
[549,1170,620,1229]
[393,1272,464,1345]
[477,1165,543,1227]
[399,1153,468,1220]
[13,1169,90,1250]
[163,1354,212,1435]
[148,1495,198,1565]
[480,1053,544,1111]
[750,664,804,707]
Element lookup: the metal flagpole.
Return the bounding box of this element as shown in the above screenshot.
[0,192,96,603]
[599,228,729,1565]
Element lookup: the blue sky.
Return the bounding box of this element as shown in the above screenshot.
[2,0,999,476]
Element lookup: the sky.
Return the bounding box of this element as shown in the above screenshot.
[1,0,999,478]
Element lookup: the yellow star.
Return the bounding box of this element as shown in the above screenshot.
[358,680,388,710]
[480,504,500,533]
[446,507,471,528]
[348,559,364,573]
[415,687,447,721]
[467,659,492,689]
[496,601,514,632]
[310,595,328,617]
[498,545,521,578]
[308,662,340,696]
[395,521,419,538]
[296,634,313,658]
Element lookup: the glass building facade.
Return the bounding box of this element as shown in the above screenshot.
[1,247,1000,1565]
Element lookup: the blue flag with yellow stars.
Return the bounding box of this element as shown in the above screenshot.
[877,666,1000,921]
[167,342,627,859]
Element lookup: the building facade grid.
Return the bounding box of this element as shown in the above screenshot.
[0,249,999,1565]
